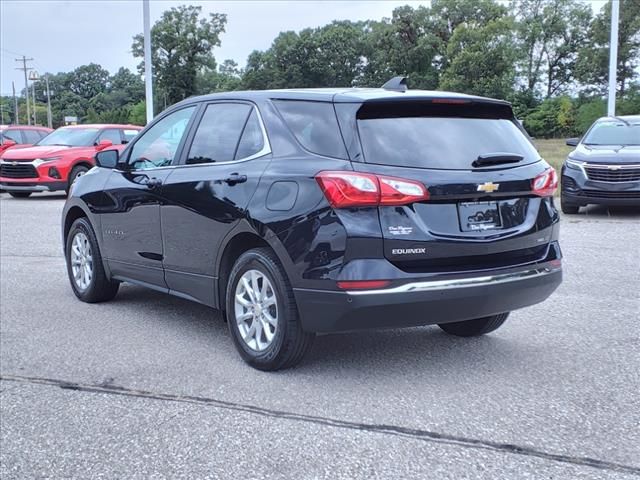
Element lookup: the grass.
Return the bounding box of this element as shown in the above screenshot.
[533,138,571,172]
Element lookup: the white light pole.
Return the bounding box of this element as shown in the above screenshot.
[143,0,154,124]
[607,0,620,117]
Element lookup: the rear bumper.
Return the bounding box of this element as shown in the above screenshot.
[0,180,67,192]
[294,262,562,333]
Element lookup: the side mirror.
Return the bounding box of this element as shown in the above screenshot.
[566,138,579,147]
[95,149,119,169]
[2,139,17,147]
[96,139,113,151]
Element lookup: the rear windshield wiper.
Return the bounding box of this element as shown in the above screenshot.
[473,153,524,168]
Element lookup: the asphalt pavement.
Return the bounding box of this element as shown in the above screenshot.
[1,192,639,479]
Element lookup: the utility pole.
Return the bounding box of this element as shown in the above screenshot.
[12,81,19,125]
[143,0,154,123]
[607,0,620,116]
[32,81,37,125]
[45,75,52,128]
[15,56,34,125]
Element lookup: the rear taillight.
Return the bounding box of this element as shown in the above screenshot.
[532,168,558,197]
[316,171,429,208]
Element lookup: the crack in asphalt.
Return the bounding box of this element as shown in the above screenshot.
[2,373,639,476]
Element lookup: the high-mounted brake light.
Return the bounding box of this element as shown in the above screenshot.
[532,167,558,197]
[316,171,429,208]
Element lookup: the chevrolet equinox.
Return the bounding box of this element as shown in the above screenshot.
[62,78,563,370]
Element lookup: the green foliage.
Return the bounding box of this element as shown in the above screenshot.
[128,101,147,126]
[576,0,640,95]
[132,5,227,105]
[575,99,607,134]
[524,96,577,138]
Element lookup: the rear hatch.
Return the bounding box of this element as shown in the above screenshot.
[342,99,558,273]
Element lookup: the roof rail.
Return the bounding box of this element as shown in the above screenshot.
[381,76,408,92]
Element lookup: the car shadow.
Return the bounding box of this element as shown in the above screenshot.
[110,284,525,376]
[0,192,67,201]
[574,204,640,219]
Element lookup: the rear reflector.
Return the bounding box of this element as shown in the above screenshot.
[337,280,391,290]
[532,167,558,197]
[316,171,429,208]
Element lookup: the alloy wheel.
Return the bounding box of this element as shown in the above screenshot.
[234,269,278,351]
[70,232,93,291]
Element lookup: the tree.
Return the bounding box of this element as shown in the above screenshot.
[512,0,592,98]
[132,5,227,105]
[68,63,110,100]
[576,0,640,95]
[359,7,440,89]
[440,16,516,99]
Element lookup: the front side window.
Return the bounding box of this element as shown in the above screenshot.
[186,103,252,165]
[37,127,100,147]
[98,129,123,145]
[583,121,640,146]
[1,130,22,144]
[128,106,196,170]
[273,100,347,159]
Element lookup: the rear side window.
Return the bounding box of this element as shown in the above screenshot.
[187,103,252,164]
[273,100,347,159]
[98,129,123,145]
[23,130,41,143]
[122,129,139,144]
[235,109,265,159]
[358,116,540,170]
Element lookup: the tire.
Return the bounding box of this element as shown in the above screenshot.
[226,247,314,371]
[438,312,509,337]
[561,196,580,214]
[65,217,119,303]
[9,192,31,198]
[66,165,89,194]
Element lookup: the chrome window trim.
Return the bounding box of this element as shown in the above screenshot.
[346,266,560,296]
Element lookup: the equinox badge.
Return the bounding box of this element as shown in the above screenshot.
[477,182,500,193]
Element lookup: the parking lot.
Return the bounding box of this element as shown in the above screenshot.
[0,192,638,479]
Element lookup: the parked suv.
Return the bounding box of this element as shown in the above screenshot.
[62,80,562,370]
[0,124,141,197]
[0,125,53,154]
[561,116,640,213]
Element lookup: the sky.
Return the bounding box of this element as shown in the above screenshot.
[0,0,608,96]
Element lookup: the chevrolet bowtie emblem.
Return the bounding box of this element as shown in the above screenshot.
[477,182,500,193]
[607,165,621,170]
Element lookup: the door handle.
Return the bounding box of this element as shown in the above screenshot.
[223,173,247,186]
[145,177,163,189]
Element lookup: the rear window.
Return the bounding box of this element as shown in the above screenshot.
[273,100,347,159]
[358,116,540,170]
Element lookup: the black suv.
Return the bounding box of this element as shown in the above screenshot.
[62,80,562,370]
[561,115,640,214]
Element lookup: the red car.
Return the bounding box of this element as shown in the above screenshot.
[0,125,53,154]
[0,124,141,197]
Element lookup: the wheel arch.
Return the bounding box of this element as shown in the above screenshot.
[216,226,295,311]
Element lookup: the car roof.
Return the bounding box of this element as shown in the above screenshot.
[176,88,511,106]
[0,125,53,131]
[596,115,640,124]
[61,124,142,129]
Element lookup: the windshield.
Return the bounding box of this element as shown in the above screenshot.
[358,117,540,170]
[582,121,640,146]
[37,127,100,147]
